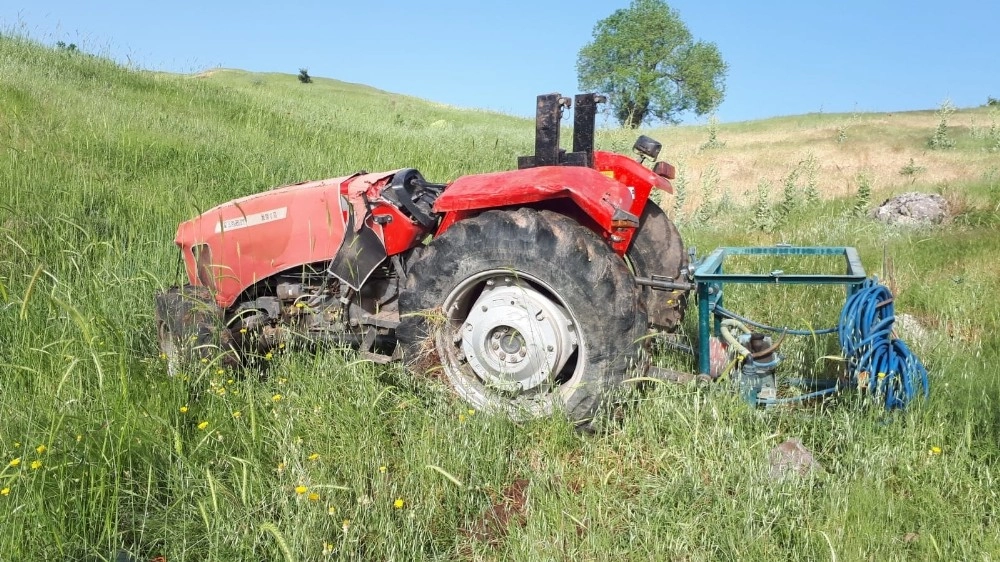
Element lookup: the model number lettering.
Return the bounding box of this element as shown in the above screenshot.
[216,207,288,233]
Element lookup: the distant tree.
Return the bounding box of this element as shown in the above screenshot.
[298,68,312,84]
[577,0,727,128]
[987,96,999,107]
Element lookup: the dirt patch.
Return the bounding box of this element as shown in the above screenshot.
[461,478,530,544]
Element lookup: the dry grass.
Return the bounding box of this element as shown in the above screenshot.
[598,107,998,209]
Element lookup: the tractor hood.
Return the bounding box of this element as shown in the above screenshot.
[174,175,356,307]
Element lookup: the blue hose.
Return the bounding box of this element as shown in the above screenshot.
[838,279,929,409]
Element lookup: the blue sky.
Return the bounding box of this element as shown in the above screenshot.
[3,1,998,124]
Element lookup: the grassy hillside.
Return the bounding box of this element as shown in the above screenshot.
[2,35,999,560]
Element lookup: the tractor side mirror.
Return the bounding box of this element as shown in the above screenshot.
[633,135,662,161]
[653,161,676,180]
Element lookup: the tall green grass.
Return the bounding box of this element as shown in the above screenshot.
[2,35,999,560]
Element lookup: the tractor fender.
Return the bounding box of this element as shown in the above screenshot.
[433,165,637,239]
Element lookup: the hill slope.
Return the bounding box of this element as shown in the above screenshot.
[2,35,999,560]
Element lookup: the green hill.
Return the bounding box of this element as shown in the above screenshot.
[2,34,998,560]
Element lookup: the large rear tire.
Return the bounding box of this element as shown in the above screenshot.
[627,201,689,331]
[397,208,647,423]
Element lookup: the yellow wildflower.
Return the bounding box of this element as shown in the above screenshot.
[277,462,286,473]
[295,485,308,495]
[200,358,208,364]
[216,369,225,376]
[929,446,942,455]
[393,498,405,509]
[468,409,475,415]
[35,444,46,455]
[180,405,189,413]
[342,519,351,532]
[322,541,333,556]
[216,387,226,396]
[198,421,209,430]
[0,487,9,496]
[159,352,167,360]
[264,352,274,361]
[239,328,248,334]
[75,434,82,442]
[8,458,20,468]
[232,411,242,419]
[378,465,387,473]
[308,492,320,502]
[272,394,283,402]
[327,505,336,515]
[30,460,42,470]
[308,453,320,461]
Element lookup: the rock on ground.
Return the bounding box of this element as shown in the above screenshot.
[873,192,950,225]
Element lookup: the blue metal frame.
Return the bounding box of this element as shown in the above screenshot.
[693,246,867,375]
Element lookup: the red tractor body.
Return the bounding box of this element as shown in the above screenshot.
[157,93,689,424]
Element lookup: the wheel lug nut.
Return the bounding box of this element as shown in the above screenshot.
[498,352,506,361]
[492,342,500,350]
[486,280,495,287]
[519,348,527,357]
[547,345,554,352]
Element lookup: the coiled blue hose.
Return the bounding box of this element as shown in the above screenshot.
[838,279,929,409]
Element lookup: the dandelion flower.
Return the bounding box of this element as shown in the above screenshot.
[35,444,46,455]
[8,458,20,468]
[198,421,209,431]
[159,353,167,360]
[216,387,226,396]
[200,358,208,364]
[378,465,387,473]
[13,443,20,449]
[468,409,475,415]
[75,434,82,442]
[322,542,333,556]
[393,498,405,509]
[342,519,351,532]
[216,369,225,376]
[180,405,189,413]
[264,352,274,361]
[239,328,248,334]
[232,411,242,419]
[929,446,942,455]
[272,394,282,402]
[295,485,308,495]
[308,453,320,461]
[30,460,42,470]
[308,492,320,502]
[0,487,9,496]
[327,505,336,515]
[277,462,286,473]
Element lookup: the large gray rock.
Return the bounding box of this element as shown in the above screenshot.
[873,192,950,225]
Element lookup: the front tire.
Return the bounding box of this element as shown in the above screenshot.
[397,208,647,423]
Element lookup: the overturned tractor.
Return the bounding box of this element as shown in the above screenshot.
[155,93,689,422]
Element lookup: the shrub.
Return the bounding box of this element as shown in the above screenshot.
[928,99,956,149]
[297,68,312,84]
[899,158,925,183]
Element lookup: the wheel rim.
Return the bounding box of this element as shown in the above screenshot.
[441,270,581,407]
[157,321,182,377]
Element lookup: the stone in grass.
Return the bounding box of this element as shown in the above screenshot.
[872,192,950,226]
[769,438,822,480]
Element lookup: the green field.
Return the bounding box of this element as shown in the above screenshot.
[2,35,999,560]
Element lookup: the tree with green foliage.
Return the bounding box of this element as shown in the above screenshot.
[577,0,727,128]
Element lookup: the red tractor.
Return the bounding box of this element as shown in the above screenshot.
[155,93,690,423]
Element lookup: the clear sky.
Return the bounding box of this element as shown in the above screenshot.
[3,1,998,124]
